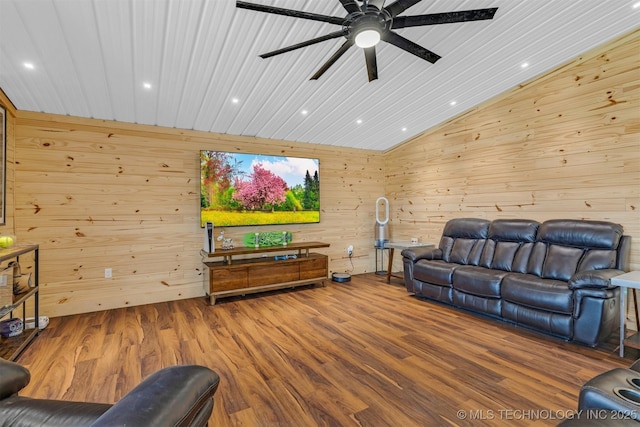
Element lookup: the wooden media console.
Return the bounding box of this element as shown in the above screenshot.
[201,241,330,305]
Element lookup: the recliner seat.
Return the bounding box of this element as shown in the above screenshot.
[0,358,220,427]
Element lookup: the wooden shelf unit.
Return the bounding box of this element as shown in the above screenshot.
[202,242,329,305]
[0,244,39,361]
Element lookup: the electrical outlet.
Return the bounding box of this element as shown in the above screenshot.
[105,268,112,279]
[347,245,353,257]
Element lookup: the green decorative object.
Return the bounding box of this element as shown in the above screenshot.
[242,231,292,247]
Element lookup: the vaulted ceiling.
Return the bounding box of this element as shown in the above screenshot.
[1,0,638,151]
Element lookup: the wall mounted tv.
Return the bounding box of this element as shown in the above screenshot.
[200,150,320,227]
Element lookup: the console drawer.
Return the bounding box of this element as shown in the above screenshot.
[249,263,299,286]
[300,256,328,279]
[213,267,248,291]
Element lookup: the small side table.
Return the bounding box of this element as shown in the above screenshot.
[383,241,435,284]
[611,271,640,357]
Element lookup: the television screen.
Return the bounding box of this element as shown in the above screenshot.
[200,150,320,227]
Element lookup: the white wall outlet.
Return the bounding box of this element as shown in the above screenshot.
[105,268,112,279]
[347,245,353,257]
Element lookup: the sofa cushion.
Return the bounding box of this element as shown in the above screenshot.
[538,219,623,249]
[479,220,538,272]
[502,273,573,314]
[542,245,584,281]
[488,219,539,242]
[440,218,489,265]
[452,266,508,298]
[578,249,617,271]
[413,260,458,286]
[449,238,485,265]
[442,218,490,239]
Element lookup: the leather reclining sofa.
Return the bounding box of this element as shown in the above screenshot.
[402,218,631,346]
[0,357,220,426]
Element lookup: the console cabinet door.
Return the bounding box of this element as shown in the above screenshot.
[250,263,299,286]
[213,267,248,291]
[300,256,328,280]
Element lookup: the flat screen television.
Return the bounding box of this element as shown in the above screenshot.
[200,150,320,227]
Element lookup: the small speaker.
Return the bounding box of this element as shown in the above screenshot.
[0,318,23,338]
[204,222,214,253]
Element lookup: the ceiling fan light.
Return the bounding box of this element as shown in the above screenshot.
[355,29,380,48]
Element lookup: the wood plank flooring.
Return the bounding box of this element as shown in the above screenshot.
[14,274,636,426]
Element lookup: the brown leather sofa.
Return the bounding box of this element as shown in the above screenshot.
[0,357,220,426]
[402,218,631,346]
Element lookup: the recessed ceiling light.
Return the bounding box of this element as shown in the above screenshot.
[450,101,457,106]
[23,62,35,70]
[231,98,239,104]
[143,82,152,89]
[521,62,529,69]
[301,110,308,115]
[401,127,407,132]
[633,1,640,8]
[356,119,363,124]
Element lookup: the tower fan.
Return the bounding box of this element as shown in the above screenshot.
[375,197,389,274]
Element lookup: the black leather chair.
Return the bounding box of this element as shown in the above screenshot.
[558,359,640,426]
[0,357,220,426]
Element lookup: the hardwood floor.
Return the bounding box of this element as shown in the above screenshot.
[15,273,635,426]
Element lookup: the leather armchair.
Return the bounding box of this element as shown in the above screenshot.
[0,358,220,427]
[556,359,640,426]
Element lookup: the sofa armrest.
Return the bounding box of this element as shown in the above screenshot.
[401,247,442,262]
[91,365,220,427]
[0,358,30,399]
[569,269,626,290]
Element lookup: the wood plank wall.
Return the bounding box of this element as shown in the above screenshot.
[12,116,384,317]
[5,29,639,318]
[385,29,640,274]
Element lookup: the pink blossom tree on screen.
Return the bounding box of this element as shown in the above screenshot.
[232,164,287,211]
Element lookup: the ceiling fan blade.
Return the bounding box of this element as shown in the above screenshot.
[260,30,346,59]
[310,39,354,80]
[382,31,441,63]
[236,1,345,26]
[383,0,422,18]
[392,8,498,29]
[364,47,378,82]
[338,0,361,14]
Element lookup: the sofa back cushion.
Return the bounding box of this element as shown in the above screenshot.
[531,219,624,280]
[439,218,490,265]
[480,219,539,272]
[541,245,584,281]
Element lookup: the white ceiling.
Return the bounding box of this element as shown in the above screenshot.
[1,0,638,151]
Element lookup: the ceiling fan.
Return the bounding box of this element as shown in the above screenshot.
[236,0,498,82]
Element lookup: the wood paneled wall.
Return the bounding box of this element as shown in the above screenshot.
[385,29,640,273]
[13,116,384,317]
[7,29,639,318]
